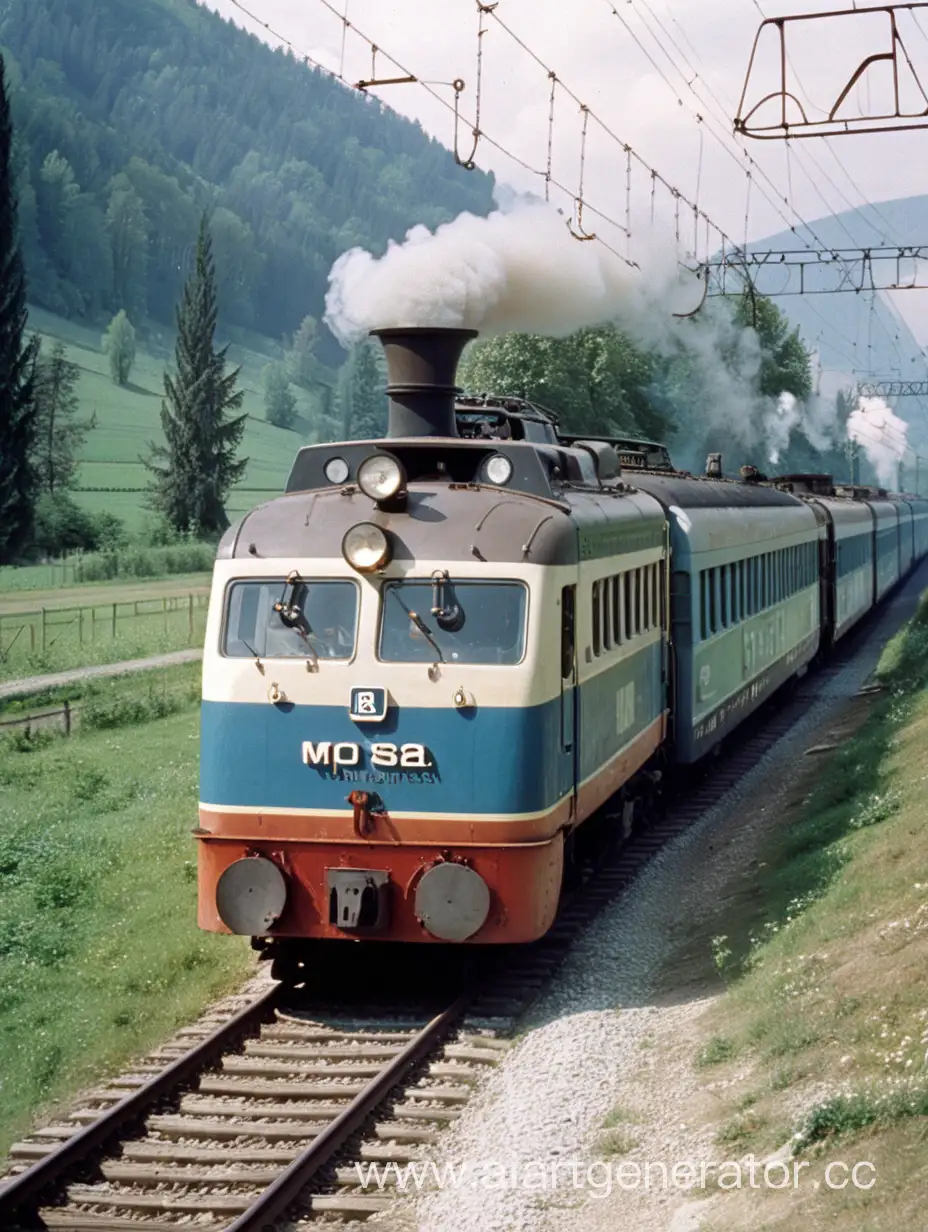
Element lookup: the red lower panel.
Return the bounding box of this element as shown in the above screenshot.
[197,830,565,944]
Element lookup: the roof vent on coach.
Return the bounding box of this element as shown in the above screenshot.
[773,473,835,496]
[705,453,723,480]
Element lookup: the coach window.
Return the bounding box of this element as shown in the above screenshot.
[699,571,708,641]
[602,578,612,651]
[612,576,623,644]
[592,580,601,657]
[625,572,634,642]
[719,565,728,628]
[651,563,660,628]
[641,567,650,632]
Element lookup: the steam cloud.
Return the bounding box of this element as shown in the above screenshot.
[848,395,909,488]
[323,200,911,485]
[324,202,669,345]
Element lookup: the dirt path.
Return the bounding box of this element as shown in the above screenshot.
[0,648,203,701]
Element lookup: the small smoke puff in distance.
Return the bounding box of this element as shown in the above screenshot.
[848,396,909,488]
[323,203,681,346]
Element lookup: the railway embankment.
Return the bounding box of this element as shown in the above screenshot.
[649,587,928,1232]
[376,582,928,1232]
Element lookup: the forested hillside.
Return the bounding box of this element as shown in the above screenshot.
[0,0,494,360]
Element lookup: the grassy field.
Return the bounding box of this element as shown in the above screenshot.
[27,304,322,534]
[0,588,209,682]
[677,594,928,1231]
[0,574,211,616]
[0,679,252,1157]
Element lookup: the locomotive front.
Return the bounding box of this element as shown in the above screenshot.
[196,328,578,949]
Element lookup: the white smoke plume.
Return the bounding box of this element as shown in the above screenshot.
[321,200,851,472]
[848,395,908,488]
[324,201,673,346]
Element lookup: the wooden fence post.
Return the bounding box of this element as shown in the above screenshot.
[64,700,71,736]
[41,608,47,653]
[189,593,194,637]
[112,602,117,639]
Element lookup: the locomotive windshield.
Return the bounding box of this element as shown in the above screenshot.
[224,579,358,659]
[379,580,527,665]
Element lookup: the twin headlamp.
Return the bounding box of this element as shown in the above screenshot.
[338,448,510,574]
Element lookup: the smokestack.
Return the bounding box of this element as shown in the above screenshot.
[371,327,478,439]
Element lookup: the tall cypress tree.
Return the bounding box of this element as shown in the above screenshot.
[145,215,247,535]
[0,56,39,564]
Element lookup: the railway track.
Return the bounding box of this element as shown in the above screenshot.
[2,576,919,1231]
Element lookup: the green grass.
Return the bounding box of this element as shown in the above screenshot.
[0,591,208,682]
[0,699,251,1155]
[27,304,323,534]
[0,661,201,721]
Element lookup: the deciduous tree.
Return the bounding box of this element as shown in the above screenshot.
[285,314,319,389]
[102,309,137,386]
[262,360,297,429]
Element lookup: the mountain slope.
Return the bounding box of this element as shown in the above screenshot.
[0,0,494,358]
[749,198,928,420]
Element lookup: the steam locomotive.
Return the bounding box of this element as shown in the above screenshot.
[195,326,928,960]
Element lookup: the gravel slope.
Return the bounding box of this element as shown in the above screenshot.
[375,568,928,1232]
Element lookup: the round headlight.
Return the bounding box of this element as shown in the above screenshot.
[324,456,350,485]
[358,453,405,502]
[485,454,513,486]
[342,522,392,573]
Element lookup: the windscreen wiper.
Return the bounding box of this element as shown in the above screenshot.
[274,569,318,668]
[407,610,444,662]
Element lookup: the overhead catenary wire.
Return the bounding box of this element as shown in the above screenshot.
[623,0,924,375]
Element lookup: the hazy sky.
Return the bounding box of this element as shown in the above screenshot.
[207,0,928,340]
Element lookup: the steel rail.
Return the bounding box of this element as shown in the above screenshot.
[0,984,281,1220]
[223,993,471,1232]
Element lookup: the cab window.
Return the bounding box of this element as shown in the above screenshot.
[224,579,358,659]
[380,580,527,665]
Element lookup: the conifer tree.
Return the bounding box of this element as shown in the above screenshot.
[343,340,387,440]
[145,215,247,535]
[32,339,94,494]
[0,55,39,564]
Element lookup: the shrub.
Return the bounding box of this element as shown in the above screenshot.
[793,1086,928,1152]
[33,492,99,556]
